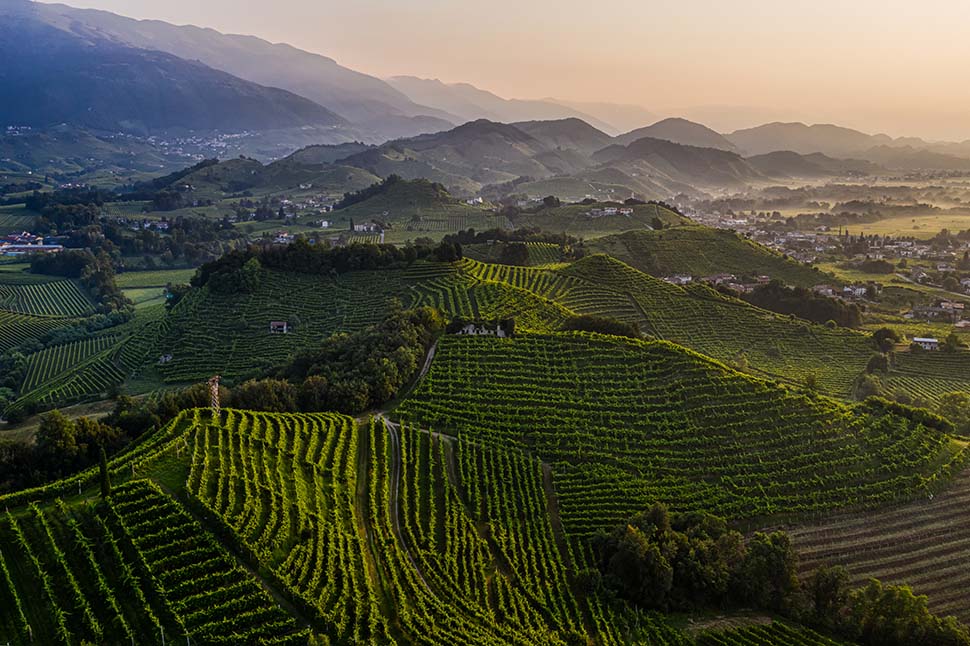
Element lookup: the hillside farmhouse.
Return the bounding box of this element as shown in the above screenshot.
[913,337,940,351]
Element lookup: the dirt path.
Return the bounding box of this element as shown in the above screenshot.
[541,463,573,571]
[376,414,431,592]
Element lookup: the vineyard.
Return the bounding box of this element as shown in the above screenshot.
[7,305,170,416]
[20,335,121,391]
[0,278,96,317]
[135,255,970,401]
[0,310,73,353]
[885,349,970,406]
[0,409,701,645]
[462,241,564,266]
[0,404,955,643]
[115,268,196,289]
[395,333,968,539]
[790,467,970,623]
[696,621,851,645]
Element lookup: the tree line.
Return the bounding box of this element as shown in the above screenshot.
[591,502,970,646]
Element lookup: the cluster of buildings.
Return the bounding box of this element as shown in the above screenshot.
[907,300,967,323]
[109,217,170,232]
[586,207,635,218]
[0,231,63,256]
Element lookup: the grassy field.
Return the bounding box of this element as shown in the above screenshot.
[825,213,970,238]
[116,269,197,289]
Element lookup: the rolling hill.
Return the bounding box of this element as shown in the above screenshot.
[0,4,347,135]
[587,226,834,287]
[593,137,769,190]
[746,151,882,178]
[512,118,614,156]
[337,119,591,194]
[616,117,739,151]
[0,342,964,643]
[727,122,894,156]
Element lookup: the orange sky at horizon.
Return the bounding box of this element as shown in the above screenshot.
[60,0,970,140]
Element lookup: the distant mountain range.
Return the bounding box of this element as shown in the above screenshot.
[385,77,620,134]
[6,0,970,189]
[0,2,347,135]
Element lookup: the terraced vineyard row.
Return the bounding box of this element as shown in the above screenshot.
[0,408,879,644]
[0,311,72,353]
[8,306,170,415]
[396,333,967,539]
[790,467,970,623]
[462,241,564,266]
[110,480,309,644]
[0,279,95,317]
[887,350,970,405]
[155,269,414,383]
[21,335,121,391]
[697,621,850,646]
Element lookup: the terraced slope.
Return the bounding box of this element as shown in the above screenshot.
[152,263,571,384]
[697,621,851,646]
[0,409,697,645]
[886,350,970,407]
[7,305,170,416]
[790,468,970,623]
[395,333,967,539]
[0,279,96,317]
[0,310,74,353]
[463,241,565,266]
[461,255,875,397]
[139,255,965,402]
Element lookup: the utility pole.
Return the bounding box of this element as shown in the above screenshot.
[208,375,221,422]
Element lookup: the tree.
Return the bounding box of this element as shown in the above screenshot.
[866,353,889,374]
[937,392,970,434]
[944,333,963,353]
[99,446,111,498]
[35,411,78,469]
[651,216,666,230]
[872,328,900,353]
[735,532,798,610]
[811,565,850,629]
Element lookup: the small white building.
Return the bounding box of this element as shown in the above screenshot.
[913,337,940,351]
[456,323,506,338]
[269,321,289,334]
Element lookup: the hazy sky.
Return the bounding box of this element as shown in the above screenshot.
[62,0,970,140]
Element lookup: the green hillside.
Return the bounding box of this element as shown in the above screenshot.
[588,226,834,287]
[174,157,380,201]
[70,253,952,401]
[0,395,953,644]
[396,332,966,537]
[459,255,875,396]
[333,177,504,242]
[0,409,690,645]
[510,201,688,238]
